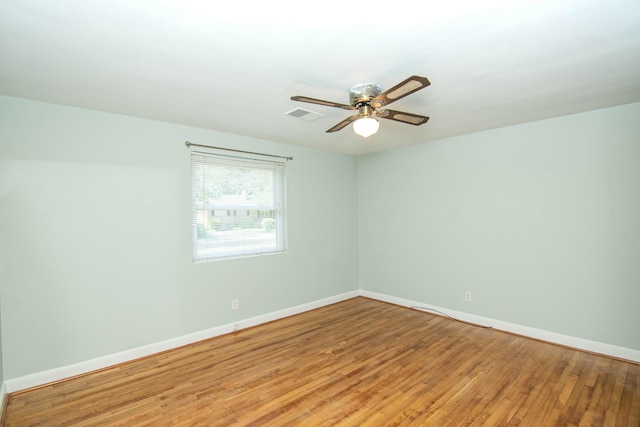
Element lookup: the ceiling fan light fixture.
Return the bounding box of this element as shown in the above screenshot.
[353,116,379,138]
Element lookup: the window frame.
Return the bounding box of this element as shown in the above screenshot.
[191,152,287,262]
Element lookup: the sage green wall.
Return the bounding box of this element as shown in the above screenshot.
[2,95,638,382]
[0,95,359,379]
[358,102,640,351]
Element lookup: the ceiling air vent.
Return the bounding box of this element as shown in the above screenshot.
[284,107,325,122]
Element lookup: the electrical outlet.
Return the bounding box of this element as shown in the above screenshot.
[464,291,472,302]
[231,299,239,310]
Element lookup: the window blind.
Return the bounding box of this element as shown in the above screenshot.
[191,152,286,262]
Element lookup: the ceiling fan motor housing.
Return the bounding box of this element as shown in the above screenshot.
[350,83,382,107]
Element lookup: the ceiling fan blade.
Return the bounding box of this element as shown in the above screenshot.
[326,115,359,132]
[371,76,431,108]
[291,96,354,111]
[379,109,430,126]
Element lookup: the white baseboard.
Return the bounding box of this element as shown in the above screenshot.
[1,381,6,408]
[4,290,359,393]
[6,288,638,394]
[360,290,640,363]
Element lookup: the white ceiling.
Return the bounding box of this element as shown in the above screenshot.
[1,0,639,156]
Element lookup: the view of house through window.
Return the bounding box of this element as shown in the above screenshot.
[191,152,286,261]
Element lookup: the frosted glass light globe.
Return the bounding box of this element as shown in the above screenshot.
[352,117,379,138]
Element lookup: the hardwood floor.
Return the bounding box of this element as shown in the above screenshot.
[3,297,640,426]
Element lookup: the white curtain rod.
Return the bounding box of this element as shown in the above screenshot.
[185,141,293,161]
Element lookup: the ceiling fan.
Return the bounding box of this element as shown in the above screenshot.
[291,75,430,138]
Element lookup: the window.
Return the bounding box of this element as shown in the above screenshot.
[191,152,286,262]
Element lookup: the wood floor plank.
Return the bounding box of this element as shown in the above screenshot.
[3,297,640,426]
